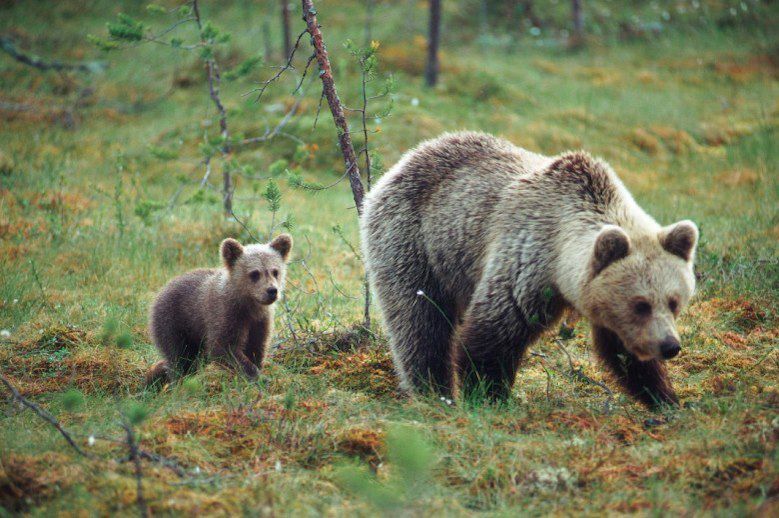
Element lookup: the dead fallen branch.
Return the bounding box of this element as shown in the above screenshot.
[552,339,614,413]
[0,373,91,458]
[0,36,108,73]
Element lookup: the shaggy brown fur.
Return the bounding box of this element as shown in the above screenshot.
[146,234,293,385]
[361,132,698,407]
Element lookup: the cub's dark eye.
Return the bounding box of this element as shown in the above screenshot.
[249,270,260,282]
[271,269,279,278]
[633,301,652,316]
[669,298,679,314]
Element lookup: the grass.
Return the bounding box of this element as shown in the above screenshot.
[1,0,777,515]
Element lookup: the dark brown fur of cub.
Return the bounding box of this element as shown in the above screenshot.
[146,234,292,386]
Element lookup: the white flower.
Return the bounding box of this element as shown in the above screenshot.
[410,97,419,107]
[194,466,201,474]
[88,435,95,446]
[275,460,282,472]
[416,290,425,296]
[12,299,18,304]
[0,330,10,339]
[374,117,382,125]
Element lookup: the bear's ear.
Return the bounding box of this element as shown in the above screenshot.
[659,220,698,262]
[269,233,293,262]
[591,225,631,276]
[220,238,244,269]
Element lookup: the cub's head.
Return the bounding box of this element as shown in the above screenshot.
[581,221,698,361]
[220,234,293,305]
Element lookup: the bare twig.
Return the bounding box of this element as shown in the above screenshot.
[0,373,91,458]
[228,207,260,242]
[237,97,302,147]
[120,422,150,518]
[250,29,308,102]
[29,259,53,311]
[292,53,317,94]
[358,55,372,329]
[192,0,233,215]
[301,0,366,215]
[312,89,325,129]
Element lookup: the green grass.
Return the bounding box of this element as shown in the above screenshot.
[1,0,777,515]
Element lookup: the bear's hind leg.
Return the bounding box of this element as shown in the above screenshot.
[380,281,457,397]
[151,324,200,380]
[593,326,678,408]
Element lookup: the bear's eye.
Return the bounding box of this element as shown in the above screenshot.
[668,298,679,314]
[633,300,652,316]
[249,270,261,282]
[271,269,279,278]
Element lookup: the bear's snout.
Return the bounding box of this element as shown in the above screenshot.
[659,337,681,360]
[266,287,278,302]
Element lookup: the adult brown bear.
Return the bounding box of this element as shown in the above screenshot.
[360,132,698,407]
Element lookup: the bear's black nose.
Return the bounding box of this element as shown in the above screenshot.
[660,337,681,359]
[267,287,278,300]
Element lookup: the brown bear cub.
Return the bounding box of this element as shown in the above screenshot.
[146,234,292,385]
[361,132,699,408]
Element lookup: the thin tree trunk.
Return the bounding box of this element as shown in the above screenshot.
[301,0,365,215]
[424,0,441,87]
[522,1,542,31]
[262,20,272,62]
[281,0,292,59]
[302,0,370,328]
[572,0,584,43]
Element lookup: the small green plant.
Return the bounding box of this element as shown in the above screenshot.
[59,388,85,412]
[115,331,133,349]
[334,423,437,511]
[100,317,118,346]
[123,401,149,426]
[181,377,203,396]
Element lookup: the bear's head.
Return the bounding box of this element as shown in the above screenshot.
[220,234,293,306]
[581,221,698,361]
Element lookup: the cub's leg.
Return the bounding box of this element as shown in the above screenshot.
[206,329,260,380]
[593,326,678,408]
[147,323,200,386]
[145,360,171,387]
[245,319,271,368]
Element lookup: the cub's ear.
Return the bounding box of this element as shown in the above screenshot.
[591,225,631,276]
[659,220,698,262]
[270,233,293,262]
[220,238,244,269]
